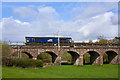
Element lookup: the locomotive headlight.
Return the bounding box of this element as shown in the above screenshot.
[48,39,53,42]
[27,40,29,42]
[69,39,72,42]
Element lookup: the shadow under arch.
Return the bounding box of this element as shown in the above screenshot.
[83,51,100,65]
[67,51,80,65]
[43,51,58,63]
[21,52,33,59]
[104,50,118,64]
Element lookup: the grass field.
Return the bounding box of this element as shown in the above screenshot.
[2,64,118,78]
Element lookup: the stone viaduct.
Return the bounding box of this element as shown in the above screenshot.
[10,43,120,65]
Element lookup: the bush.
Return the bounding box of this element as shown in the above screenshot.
[2,42,12,57]
[12,52,29,59]
[61,53,72,63]
[2,57,11,66]
[37,53,52,63]
[2,57,43,68]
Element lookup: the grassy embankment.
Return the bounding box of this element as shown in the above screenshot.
[2,64,118,78]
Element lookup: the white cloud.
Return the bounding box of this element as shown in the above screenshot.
[2,4,118,42]
[2,12,118,42]
[2,17,31,42]
[13,6,58,21]
[14,7,37,19]
[38,6,56,13]
[77,12,118,41]
[111,13,118,25]
[73,2,118,20]
[14,20,29,25]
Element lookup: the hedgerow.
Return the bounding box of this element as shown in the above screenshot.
[2,57,43,68]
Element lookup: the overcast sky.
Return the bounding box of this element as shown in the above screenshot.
[1,2,118,42]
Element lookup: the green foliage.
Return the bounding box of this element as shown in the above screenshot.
[82,41,85,43]
[0,41,1,55]
[2,57,12,66]
[2,57,43,68]
[110,37,120,43]
[0,40,2,44]
[89,40,93,43]
[61,53,72,63]
[2,42,12,57]
[97,36,109,44]
[12,52,29,59]
[83,53,90,64]
[115,37,120,39]
[37,53,52,63]
[21,53,29,58]
[103,53,108,63]
[99,39,103,43]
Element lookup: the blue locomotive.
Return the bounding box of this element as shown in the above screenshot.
[25,37,72,44]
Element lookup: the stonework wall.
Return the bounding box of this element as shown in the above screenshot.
[11,45,119,65]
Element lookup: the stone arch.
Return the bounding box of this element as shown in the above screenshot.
[83,51,100,65]
[41,51,58,63]
[12,51,33,59]
[67,51,80,65]
[21,51,33,59]
[104,50,118,64]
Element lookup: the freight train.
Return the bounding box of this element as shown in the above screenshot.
[25,37,73,44]
[24,37,118,46]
